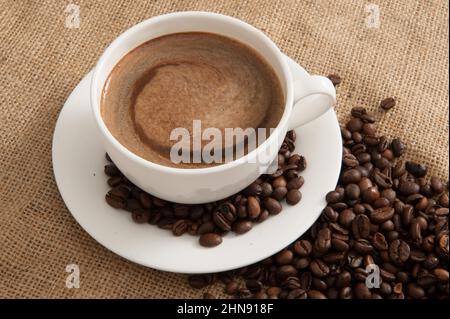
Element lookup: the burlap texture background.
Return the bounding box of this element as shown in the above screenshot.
[0,0,448,298]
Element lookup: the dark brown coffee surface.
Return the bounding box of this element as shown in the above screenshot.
[101,32,284,168]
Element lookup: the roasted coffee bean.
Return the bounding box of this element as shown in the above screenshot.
[243,182,262,196]
[197,221,215,235]
[347,118,364,132]
[314,228,332,253]
[174,205,189,218]
[131,209,151,223]
[345,184,360,200]
[189,205,204,220]
[326,190,342,204]
[410,219,422,242]
[341,127,352,140]
[157,217,175,229]
[437,234,449,257]
[339,287,353,299]
[399,181,420,196]
[287,130,296,142]
[188,274,213,289]
[267,286,282,298]
[246,279,263,293]
[264,197,282,215]
[339,209,355,228]
[406,161,427,178]
[393,159,406,178]
[107,176,123,187]
[257,209,270,223]
[272,186,288,201]
[232,220,253,234]
[307,290,327,299]
[277,265,298,278]
[272,176,287,188]
[202,292,215,299]
[109,185,130,200]
[430,176,444,194]
[247,196,261,219]
[372,171,392,189]
[353,239,373,254]
[297,156,307,171]
[372,232,388,250]
[362,122,377,135]
[362,187,380,204]
[172,219,189,236]
[380,97,396,111]
[310,259,330,278]
[138,192,152,209]
[286,189,302,205]
[373,197,390,208]
[294,240,313,257]
[323,252,346,263]
[352,214,371,239]
[407,283,425,299]
[275,250,294,265]
[260,182,273,197]
[370,207,395,224]
[351,107,367,118]
[401,205,414,226]
[287,176,304,190]
[236,288,252,299]
[423,254,439,269]
[125,198,143,212]
[105,192,126,209]
[282,276,301,290]
[199,233,222,247]
[433,268,449,282]
[343,153,359,167]
[104,163,120,177]
[212,212,232,231]
[295,257,311,270]
[353,282,372,299]
[391,138,405,157]
[389,239,410,265]
[331,238,350,252]
[327,74,342,86]
[343,169,362,184]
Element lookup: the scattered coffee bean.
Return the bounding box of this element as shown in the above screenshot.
[380,97,396,111]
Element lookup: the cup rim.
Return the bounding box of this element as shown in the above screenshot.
[91,11,294,175]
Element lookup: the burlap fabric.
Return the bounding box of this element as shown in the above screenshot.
[0,0,448,298]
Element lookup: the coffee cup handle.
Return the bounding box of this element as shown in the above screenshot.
[288,75,336,130]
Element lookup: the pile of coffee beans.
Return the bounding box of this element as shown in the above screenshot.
[187,101,449,299]
[104,131,306,247]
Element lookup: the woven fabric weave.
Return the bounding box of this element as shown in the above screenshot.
[0,0,448,298]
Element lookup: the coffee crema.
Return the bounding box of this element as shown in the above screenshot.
[101,32,285,168]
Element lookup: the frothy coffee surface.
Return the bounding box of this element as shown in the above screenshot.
[101,32,284,168]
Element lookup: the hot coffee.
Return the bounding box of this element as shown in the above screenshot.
[101,32,284,168]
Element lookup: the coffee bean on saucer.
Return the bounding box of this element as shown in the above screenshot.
[105,192,126,209]
[232,220,253,234]
[264,197,282,215]
[286,189,302,205]
[104,163,120,177]
[199,233,223,247]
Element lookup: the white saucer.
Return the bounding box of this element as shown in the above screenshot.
[52,56,342,274]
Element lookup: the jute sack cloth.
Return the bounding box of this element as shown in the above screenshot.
[0,0,448,298]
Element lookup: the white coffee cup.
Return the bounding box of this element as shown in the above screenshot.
[91,11,336,204]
